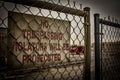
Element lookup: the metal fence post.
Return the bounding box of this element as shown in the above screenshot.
[83,7,91,80]
[94,14,101,80]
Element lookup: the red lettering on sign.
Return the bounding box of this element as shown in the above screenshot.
[22,53,61,64]
[14,42,47,51]
[22,29,63,40]
[49,43,61,51]
[62,43,70,50]
[22,55,27,64]
[40,20,49,28]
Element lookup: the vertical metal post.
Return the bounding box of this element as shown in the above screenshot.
[94,14,101,80]
[83,7,91,80]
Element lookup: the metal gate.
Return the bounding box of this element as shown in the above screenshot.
[94,14,120,80]
[0,0,91,80]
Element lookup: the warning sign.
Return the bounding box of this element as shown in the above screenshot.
[8,12,70,68]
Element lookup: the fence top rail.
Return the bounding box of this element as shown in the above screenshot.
[2,0,86,16]
[99,19,120,28]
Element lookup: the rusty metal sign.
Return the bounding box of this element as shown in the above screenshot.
[8,12,70,68]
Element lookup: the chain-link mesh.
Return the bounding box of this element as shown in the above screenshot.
[97,19,120,80]
[0,0,89,80]
[95,14,120,80]
[101,23,120,80]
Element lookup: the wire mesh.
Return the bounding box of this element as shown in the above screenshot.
[0,0,87,80]
[100,20,120,80]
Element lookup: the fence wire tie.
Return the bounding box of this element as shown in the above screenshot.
[95,32,103,35]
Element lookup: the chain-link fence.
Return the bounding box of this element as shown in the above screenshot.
[0,0,91,80]
[94,14,120,80]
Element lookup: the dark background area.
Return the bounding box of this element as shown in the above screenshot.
[78,0,120,18]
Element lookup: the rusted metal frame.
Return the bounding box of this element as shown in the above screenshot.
[83,7,91,80]
[99,19,120,28]
[2,0,86,17]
